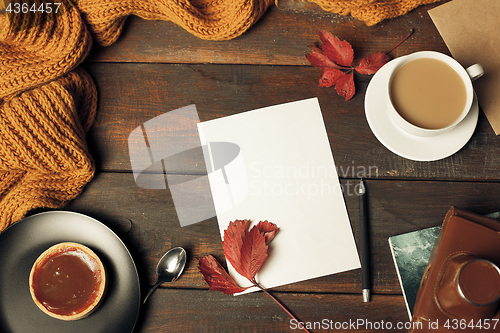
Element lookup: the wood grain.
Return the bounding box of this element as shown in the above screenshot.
[66,174,500,294]
[138,290,409,332]
[61,0,500,331]
[83,62,500,180]
[86,0,450,66]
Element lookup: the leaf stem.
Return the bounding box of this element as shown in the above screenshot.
[252,279,312,333]
[386,29,414,55]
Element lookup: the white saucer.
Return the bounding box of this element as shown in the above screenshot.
[365,56,478,162]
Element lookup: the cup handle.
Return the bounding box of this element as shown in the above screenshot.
[466,64,484,82]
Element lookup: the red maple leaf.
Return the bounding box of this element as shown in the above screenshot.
[222,219,251,279]
[318,67,344,88]
[197,220,312,333]
[197,255,248,294]
[355,52,392,75]
[239,226,268,281]
[318,29,354,67]
[199,219,279,290]
[306,29,414,101]
[306,45,344,70]
[255,220,279,245]
[336,71,355,101]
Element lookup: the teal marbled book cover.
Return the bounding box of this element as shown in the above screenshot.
[388,211,500,320]
[388,226,441,320]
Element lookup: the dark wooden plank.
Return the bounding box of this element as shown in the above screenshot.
[138,289,410,333]
[65,173,500,296]
[83,62,500,180]
[86,0,451,65]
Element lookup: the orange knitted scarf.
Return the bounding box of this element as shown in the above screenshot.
[0,0,439,232]
[0,1,96,231]
[309,0,442,26]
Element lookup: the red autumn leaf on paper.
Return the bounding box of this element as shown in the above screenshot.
[221,219,277,281]
[318,29,354,67]
[221,219,251,279]
[199,219,279,291]
[197,220,313,333]
[197,255,248,294]
[355,52,392,75]
[336,71,355,101]
[255,220,279,245]
[306,29,413,101]
[239,226,268,281]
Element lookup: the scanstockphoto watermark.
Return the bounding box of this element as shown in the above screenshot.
[291,318,500,331]
[249,161,378,198]
[290,318,423,331]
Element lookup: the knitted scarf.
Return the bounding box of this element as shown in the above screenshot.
[0,0,440,232]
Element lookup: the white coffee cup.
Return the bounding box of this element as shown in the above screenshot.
[387,51,483,137]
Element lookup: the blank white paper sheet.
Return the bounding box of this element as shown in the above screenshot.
[197,98,360,293]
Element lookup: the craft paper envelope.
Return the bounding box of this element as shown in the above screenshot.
[197,98,360,292]
[428,0,500,134]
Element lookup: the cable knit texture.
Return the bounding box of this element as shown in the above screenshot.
[0,1,96,231]
[0,0,439,232]
[75,0,442,46]
[309,0,442,26]
[76,0,275,46]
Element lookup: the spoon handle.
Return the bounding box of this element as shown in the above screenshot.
[142,281,162,305]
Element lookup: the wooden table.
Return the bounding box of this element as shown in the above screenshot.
[64,0,500,331]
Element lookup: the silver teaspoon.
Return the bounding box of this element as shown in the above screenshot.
[143,247,187,305]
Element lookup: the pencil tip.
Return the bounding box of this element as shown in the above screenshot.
[363,289,370,302]
[359,179,365,194]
